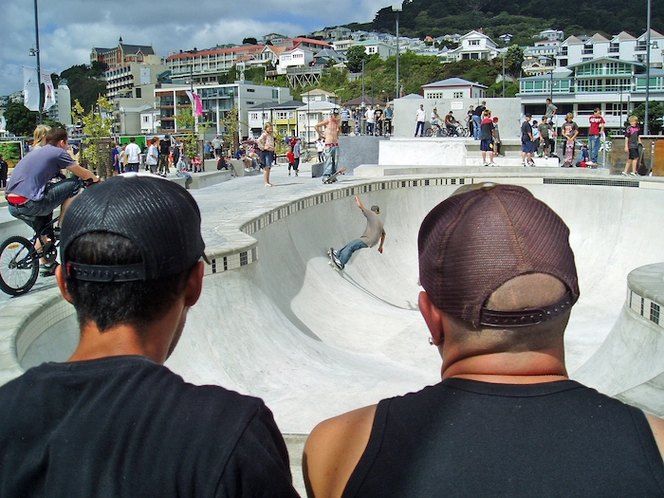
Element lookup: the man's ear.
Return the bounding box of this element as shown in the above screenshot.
[55,265,74,304]
[183,262,205,307]
[419,291,444,346]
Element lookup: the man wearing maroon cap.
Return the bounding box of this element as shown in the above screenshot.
[303,183,664,497]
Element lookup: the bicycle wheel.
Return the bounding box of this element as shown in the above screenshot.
[425,127,433,137]
[0,236,39,296]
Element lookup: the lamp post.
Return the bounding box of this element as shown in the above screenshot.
[645,0,652,135]
[32,0,43,124]
[499,34,512,98]
[392,3,402,100]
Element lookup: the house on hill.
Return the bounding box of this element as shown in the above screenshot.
[422,78,487,100]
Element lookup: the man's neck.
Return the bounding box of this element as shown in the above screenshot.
[442,350,568,384]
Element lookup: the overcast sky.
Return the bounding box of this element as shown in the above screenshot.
[0,0,390,96]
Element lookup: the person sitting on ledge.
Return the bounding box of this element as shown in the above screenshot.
[303,182,664,498]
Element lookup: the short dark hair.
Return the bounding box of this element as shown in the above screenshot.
[45,128,68,146]
[64,232,194,333]
[130,137,136,143]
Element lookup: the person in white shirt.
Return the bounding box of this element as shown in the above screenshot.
[124,137,142,173]
[365,106,376,136]
[415,104,427,137]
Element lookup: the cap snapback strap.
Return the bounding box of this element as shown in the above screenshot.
[479,292,573,328]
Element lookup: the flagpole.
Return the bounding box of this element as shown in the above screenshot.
[34,0,43,123]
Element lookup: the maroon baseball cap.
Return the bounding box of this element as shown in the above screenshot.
[418,183,579,328]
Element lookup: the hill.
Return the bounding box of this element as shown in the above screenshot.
[349,0,664,45]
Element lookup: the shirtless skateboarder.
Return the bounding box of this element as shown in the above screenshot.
[315,108,342,183]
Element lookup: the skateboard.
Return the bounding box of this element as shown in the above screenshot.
[327,248,343,270]
[323,167,347,184]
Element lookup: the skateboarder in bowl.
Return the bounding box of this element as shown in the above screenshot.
[329,196,385,270]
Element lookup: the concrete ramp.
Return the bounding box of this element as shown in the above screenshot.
[162,180,664,432]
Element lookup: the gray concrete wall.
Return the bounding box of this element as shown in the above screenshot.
[338,135,383,174]
[393,97,523,142]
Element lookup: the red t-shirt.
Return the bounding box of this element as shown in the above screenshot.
[588,115,605,135]
[287,151,295,163]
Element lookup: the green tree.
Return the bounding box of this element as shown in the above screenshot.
[242,37,258,45]
[504,45,524,78]
[71,96,114,175]
[219,106,244,154]
[174,108,199,160]
[346,45,371,73]
[4,103,39,136]
[632,102,664,135]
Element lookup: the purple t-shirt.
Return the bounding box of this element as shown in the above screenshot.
[7,145,76,200]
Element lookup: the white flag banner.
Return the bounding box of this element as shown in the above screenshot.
[23,66,40,111]
[42,71,56,111]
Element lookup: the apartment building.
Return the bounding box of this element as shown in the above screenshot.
[519,58,664,129]
[155,82,292,139]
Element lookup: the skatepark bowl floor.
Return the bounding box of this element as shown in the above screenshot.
[2,164,664,495]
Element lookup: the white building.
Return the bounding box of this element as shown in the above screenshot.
[538,29,565,41]
[297,101,338,143]
[557,30,664,68]
[46,81,72,126]
[350,40,396,60]
[422,78,487,100]
[155,82,292,140]
[278,45,315,75]
[519,58,664,130]
[301,89,338,104]
[105,62,168,100]
[445,30,500,61]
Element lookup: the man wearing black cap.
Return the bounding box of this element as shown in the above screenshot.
[0,176,299,497]
[304,183,664,497]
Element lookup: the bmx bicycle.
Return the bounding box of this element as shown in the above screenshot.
[0,217,60,296]
[425,123,446,137]
[0,178,94,296]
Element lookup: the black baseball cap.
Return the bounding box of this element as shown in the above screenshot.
[60,175,209,282]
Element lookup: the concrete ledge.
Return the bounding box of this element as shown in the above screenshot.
[380,138,467,166]
[188,170,233,189]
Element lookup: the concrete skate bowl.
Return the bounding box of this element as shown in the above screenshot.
[166,176,664,432]
[5,175,664,433]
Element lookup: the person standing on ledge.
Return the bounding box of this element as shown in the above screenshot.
[414,104,427,137]
[588,107,606,166]
[305,182,664,498]
[329,195,385,270]
[472,101,486,140]
[0,176,299,497]
[315,108,342,183]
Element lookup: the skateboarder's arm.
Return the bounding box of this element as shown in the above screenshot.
[355,196,364,210]
[378,231,385,254]
[314,121,327,138]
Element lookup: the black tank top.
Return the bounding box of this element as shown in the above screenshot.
[343,379,664,497]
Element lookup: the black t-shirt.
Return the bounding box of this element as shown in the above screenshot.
[159,140,171,156]
[343,379,664,497]
[521,120,533,143]
[473,105,485,117]
[0,356,298,498]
